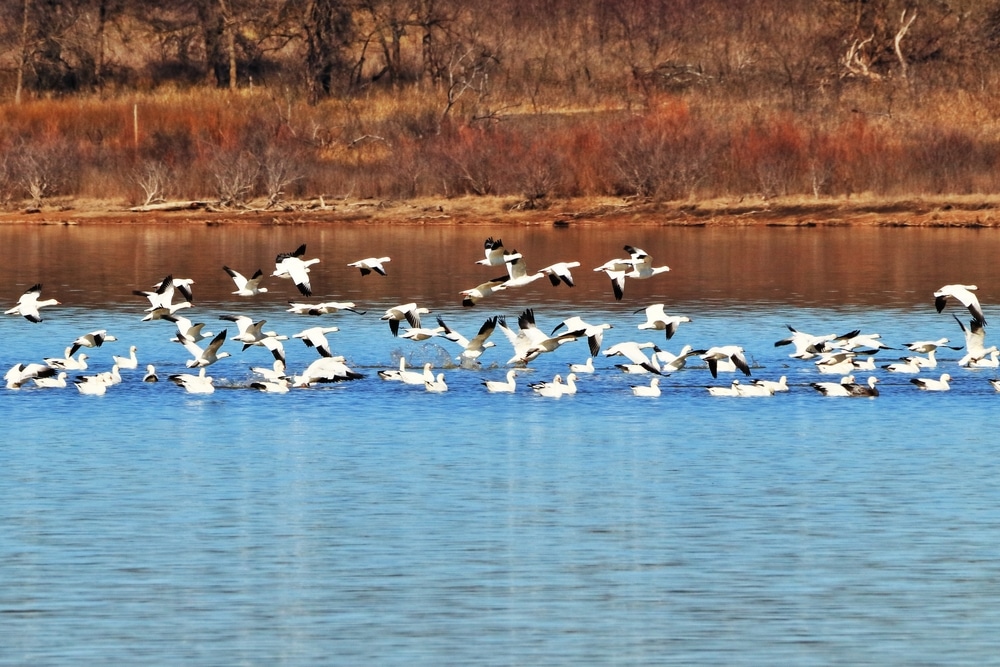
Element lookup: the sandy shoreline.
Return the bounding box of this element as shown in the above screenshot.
[2,195,1000,228]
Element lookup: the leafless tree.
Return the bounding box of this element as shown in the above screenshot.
[211,149,259,207]
[132,161,171,206]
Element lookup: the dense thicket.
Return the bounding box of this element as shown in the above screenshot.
[1,0,999,207]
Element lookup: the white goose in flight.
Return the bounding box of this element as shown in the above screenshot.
[935,284,986,325]
[69,329,117,356]
[700,345,751,378]
[539,261,581,287]
[460,277,508,307]
[381,302,430,336]
[273,244,320,296]
[652,345,700,373]
[954,315,990,366]
[498,309,583,365]
[134,274,192,316]
[500,254,547,289]
[604,341,661,374]
[774,325,856,360]
[438,315,498,362]
[5,284,59,323]
[165,315,213,345]
[293,326,340,358]
[286,301,365,316]
[636,304,691,340]
[551,316,612,357]
[476,237,518,266]
[183,329,231,368]
[224,266,268,296]
[347,256,390,276]
[594,245,670,300]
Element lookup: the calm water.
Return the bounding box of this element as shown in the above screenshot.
[3,222,1000,665]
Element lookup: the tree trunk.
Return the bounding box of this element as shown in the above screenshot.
[218,0,237,89]
[303,0,352,103]
[197,0,226,87]
[15,0,30,104]
[95,0,107,90]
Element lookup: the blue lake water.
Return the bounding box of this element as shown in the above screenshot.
[2,223,1000,665]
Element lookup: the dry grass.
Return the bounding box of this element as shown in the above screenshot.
[3,75,1000,215]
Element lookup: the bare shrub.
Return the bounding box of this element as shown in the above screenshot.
[608,102,709,201]
[16,142,75,208]
[731,117,807,199]
[132,160,172,206]
[211,149,260,207]
[0,151,15,207]
[259,146,303,208]
[910,128,982,195]
[435,125,504,196]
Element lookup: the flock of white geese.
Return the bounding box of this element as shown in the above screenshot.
[4,237,998,397]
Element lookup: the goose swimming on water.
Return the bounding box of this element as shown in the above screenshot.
[169,367,215,394]
[631,377,661,397]
[707,380,742,397]
[33,371,68,389]
[910,373,952,391]
[752,376,788,393]
[530,374,569,398]
[112,345,139,370]
[483,369,519,393]
[44,348,88,371]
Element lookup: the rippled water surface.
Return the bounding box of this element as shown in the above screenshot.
[3,222,1000,665]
